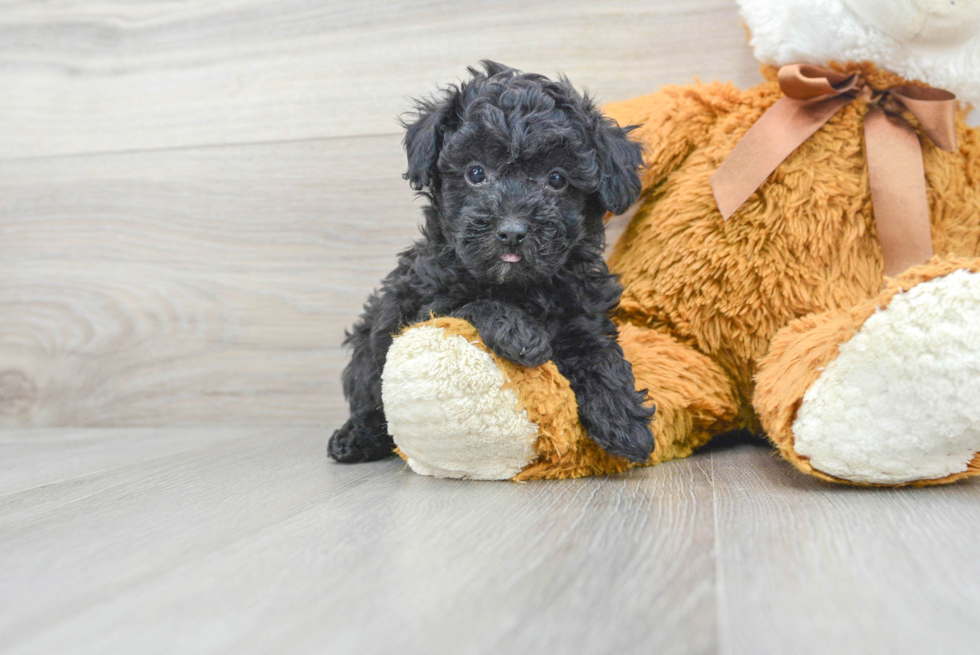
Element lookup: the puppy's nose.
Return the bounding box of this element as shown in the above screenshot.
[496,220,528,247]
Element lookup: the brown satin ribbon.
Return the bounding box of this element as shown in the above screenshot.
[710,64,958,276]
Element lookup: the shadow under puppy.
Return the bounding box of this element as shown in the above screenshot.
[329,61,655,465]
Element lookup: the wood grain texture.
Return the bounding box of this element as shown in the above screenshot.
[0,427,248,496]
[712,445,980,655]
[4,2,980,653]
[0,135,419,427]
[4,432,978,654]
[4,0,970,428]
[0,427,718,655]
[0,429,393,649]
[0,0,761,159]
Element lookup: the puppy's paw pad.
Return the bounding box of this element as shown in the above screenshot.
[511,341,552,367]
[327,419,392,463]
[490,331,552,368]
[583,396,656,463]
[594,421,655,463]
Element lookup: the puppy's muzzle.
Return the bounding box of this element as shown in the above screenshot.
[496,217,528,247]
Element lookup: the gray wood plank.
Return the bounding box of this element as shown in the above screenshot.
[0,428,718,655]
[0,427,250,495]
[0,427,396,651]
[0,135,419,427]
[0,135,416,268]
[712,444,980,655]
[0,0,760,158]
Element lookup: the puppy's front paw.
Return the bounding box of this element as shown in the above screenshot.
[327,417,394,463]
[582,391,656,462]
[485,324,552,368]
[594,418,655,463]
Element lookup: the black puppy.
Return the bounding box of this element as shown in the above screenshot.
[328,61,655,464]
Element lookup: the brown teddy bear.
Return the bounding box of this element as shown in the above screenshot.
[380,0,980,485]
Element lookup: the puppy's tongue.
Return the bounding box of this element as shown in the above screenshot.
[501,254,522,263]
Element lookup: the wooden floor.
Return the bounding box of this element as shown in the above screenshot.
[3,1,980,653]
[3,429,979,654]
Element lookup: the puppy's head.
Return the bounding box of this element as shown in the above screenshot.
[403,61,643,285]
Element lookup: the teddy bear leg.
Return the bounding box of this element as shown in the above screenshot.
[615,322,742,465]
[381,317,741,480]
[754,259,980,486]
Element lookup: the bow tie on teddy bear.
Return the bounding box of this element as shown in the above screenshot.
[712,63,958,276]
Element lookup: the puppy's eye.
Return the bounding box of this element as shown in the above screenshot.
[547,171,567,190]
[466,166,487,185]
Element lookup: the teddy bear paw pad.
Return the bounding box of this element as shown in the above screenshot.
[381,325,540,480]
[792,269,980,484]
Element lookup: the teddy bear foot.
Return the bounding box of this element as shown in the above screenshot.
[381,320,541,480]
[758,262,980,485]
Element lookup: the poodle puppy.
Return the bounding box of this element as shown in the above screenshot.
[328,61,655,464]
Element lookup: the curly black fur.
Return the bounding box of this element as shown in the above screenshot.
[328,61,655,465]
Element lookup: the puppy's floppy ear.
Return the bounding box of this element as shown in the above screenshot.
[402,94,458,191]
[594,119,644,215]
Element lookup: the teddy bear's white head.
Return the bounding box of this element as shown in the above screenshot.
[737,0,980,102]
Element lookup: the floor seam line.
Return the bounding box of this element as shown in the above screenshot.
[0,130,403,163]
[712,451,732,655]
[0,431,261,500]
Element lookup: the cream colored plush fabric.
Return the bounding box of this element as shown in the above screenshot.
[793,270,980,483]
[381,324,539,480]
